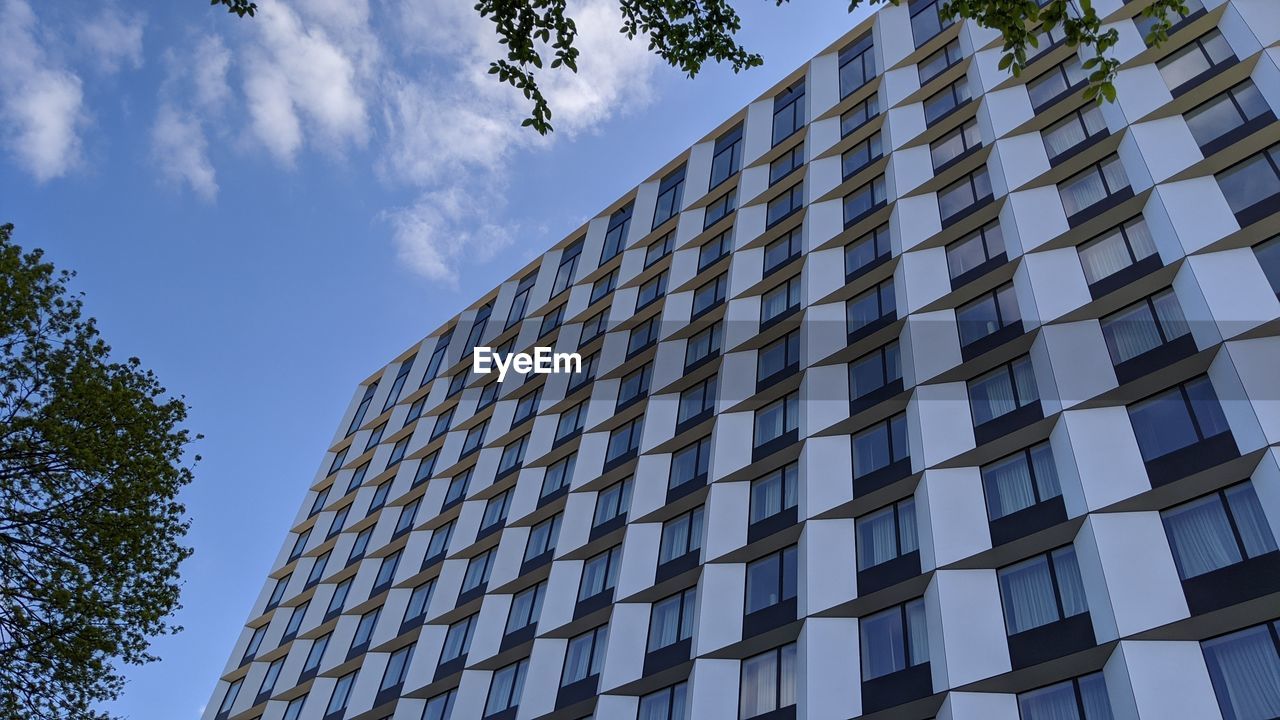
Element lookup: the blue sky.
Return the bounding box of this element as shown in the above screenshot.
[0,0,868,716]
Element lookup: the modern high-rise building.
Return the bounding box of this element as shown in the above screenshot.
[204,0,1280,719]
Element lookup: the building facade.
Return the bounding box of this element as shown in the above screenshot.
[204,0,1280,719]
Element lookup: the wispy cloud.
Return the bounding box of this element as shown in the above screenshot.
[0,0,86,182]
[152,106,218,201]
[76,5,145,74]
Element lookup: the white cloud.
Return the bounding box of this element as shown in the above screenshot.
[0,0,86,182]
[378,0,658,282]
[76,5,145,74]
[241,0,369,164]
[152,106,218,201]
[192,35,232,111]
[387,186,518,286]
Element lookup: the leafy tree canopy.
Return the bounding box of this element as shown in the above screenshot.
[211,0,1189,133]
[0,224,196,719]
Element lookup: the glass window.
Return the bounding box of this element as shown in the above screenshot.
[857,498,918,569]
[764,227,802,275]
[242,624,267,661]
[1256,236,1280,296]
[693,273,728,317]
[601,204,633,264]
[679,375,718,425]
[750,462,798,524]
[217,678,242,715]
[498,434,528,475]
[1185,80,1269,150]
[946,220,1005,279]
[636,271,668,311]
[839,32,876,98]
[849,341,902,401]
[1100,288,1190,364]
[1162,481,1277,579]
[956,282,1020,347]
[1018,672,1114,720]
[1060,155,1130,218]
[844,174,887,226]
[710,123,744,191]
[648,587,697,650]
[699,228,733,271]
[639,682,688,720]
[1216,144,1280,217]
[480,491,511,532]
[997,546,1088,634]
[326,577,352,616]
[429,407,454,441]
[461,549,494,593]
[842,93,880,138]
[704,189,738,229]
[685,321,722,368]
[552,238,584,298]
[346,461,370,495]
[556,402,587,442]
[659,506,705,564]
[618,362,652,408]
[383,355,416,412]
[444,469,470,507]
[754,391,800,448]
[351,606,380,649]
[646,231,674,268]
[364,422,387,453]
[327,671,357,714]
[760,276,801,325]
[506,582,547,633]
[767,181,805,228]
[423,690,455,720]
[310,485,332,518]
[930,118,980,170]
[1043,104,1108,162]
[562,625,610,686]
[579,545,623,600]
[653,165,687,229]
[404,396,426,427]
[281,695,306,720]
[305,550,330,586]
[1127,376,1230,461]
[412,451,438,489]
[1157,29,1235,92]
[740,643,797,720]
[1027,56,1087,109]
[1078,216,1158,286]
[374,550,401,589]
[629,317,660,357]
[845,224,891,279]
[404,579,434,624]
[594,477,633,527]
[772,82,805,146]
[982,443,1062,520]
[460,419,487,457]
[757,330,800,383]
[852,413,909,479]
[425,521,453,561]
[484,659,528,717]
[1201,622,1280,720]
[378,644,413,693]
[346,382,378,437]
[670,436,712,490]
[303,633,330,674]
[542,453,576,499]
[843,132,883,180]
[606,416,644,463]
[919,38,962,85]
[440,615,475,663]
[938,166,993,223]
[770,142,804,187]
[395,498,420,536]
[538,304,565,338]
[266,574,291,610]
[506,273,538,329]
[860,598,929,679]
[846,278,896,335]
[421,330,453,388]
[924,77,970,125]
[968,356,1040,426]
[591,268,618,304]
[746,545,798,613]
[910,0,954,46]
[261,656,285,694]
[464,302,493,351]
[525,514,562,561]
[327,505,350,540]
[1135,0,1204,41]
